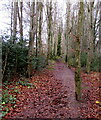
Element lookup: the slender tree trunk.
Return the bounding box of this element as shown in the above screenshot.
[11,2,13,37]
[38,2,43,55]
[12,2,18,44]
[65,3,71,61]
[2,49,9,79]
[93,3,99,52]
[53,41,56,56]
[86,2,94,73]
[75,1,84,101]
[53,3,58,57]
[27,2,35,77]
[20,2,23,41]
[17,2,23,41]
[46,2,52,64]
[35,2,39,70]
[57,27,61,56]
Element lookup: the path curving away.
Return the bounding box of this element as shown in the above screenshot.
[52,61,81,118]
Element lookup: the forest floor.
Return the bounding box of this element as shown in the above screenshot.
[2,60,100,119]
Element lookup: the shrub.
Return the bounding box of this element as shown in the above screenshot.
[32,55,46,70]
[80,52,100,72]
[68,57,76,67]
[51,56,61,60]
[2,37,47,82]
[80,53,87,67]
[67,52,100,72]
[2,40,28,81]
[90,54,100,72]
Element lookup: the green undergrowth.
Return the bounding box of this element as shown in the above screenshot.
[2,77,37,117]
[47,64,55,70]
[67,53,100,72]
[47,60,56,70]
[16,79,36,88]
[51,56,61,60]
[2,89,17,117]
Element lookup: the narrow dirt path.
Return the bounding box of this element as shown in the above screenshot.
[52,61,80,118]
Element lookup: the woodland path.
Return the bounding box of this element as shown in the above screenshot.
[5,61,82,119]
[52,61,80,118]
[4,60,100,119]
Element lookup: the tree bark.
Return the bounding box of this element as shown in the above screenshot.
[20,2,23,41]
[46,2,52,64]
[57,26,62,56]
[38,2,43,55]
[65,3,71,60]
[35,2,39,70]
[11,2,13,37]
[27,2,35,77]
[86,2,94,73]
[75,1,84,101]
[12,2,18,44]
[17,2,23,41]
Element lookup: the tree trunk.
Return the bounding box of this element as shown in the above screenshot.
[38,2,43,56]
[11,2,13,37]
[86,2,94,73]
[46,2,52,64]
[75,1,84,101]
[17,2,23,42]
[53,3,58,57]
[20,2,23,41]
[65,3,71,61]
[35,2,39,70]
[57,27,61,56]
[27,2,35,78]
[12,2,18,44]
